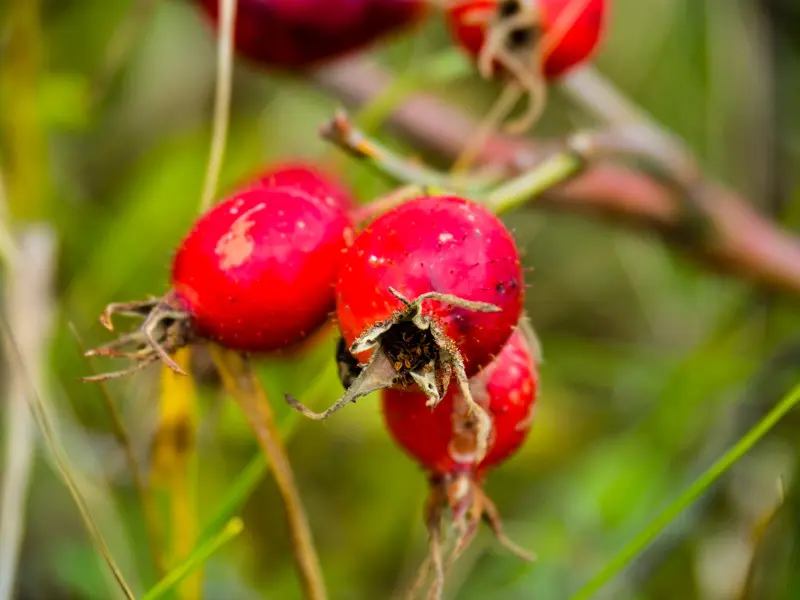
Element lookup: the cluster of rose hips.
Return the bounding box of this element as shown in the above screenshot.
[86,160,537,585]
[86,0,608,596]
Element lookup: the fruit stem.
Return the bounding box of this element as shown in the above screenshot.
[210,346,328,600]
[321,110,586,215]
[321,111,494,194]
[484,150,584,215]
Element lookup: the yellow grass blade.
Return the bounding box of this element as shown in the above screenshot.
[155,347,200,600]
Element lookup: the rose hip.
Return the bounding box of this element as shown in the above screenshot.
[286,194,524,462]
[381,325,539,474]
[380,319,541,599]
[83,179,354,381]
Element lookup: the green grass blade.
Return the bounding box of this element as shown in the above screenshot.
[197,453,267,545]
[141,518,244,600]
[571,381,800,600]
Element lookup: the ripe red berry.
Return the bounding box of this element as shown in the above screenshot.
[286,194,524,461]
[196,0,428,70]
[447,0,608,80]
[84,182,354,380]
[381,319,540,598]
[172,186,353,350]
[381,325,538,476]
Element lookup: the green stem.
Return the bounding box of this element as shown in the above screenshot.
[570,381,800,600]
[141,518,243,600]
[321,113,583,213]
[485,152,583,215]
[322,113,458,191]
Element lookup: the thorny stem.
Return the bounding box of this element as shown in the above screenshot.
[71,325,166,579]
[210,346,328,600]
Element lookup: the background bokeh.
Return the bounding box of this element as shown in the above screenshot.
[2,1,800,599]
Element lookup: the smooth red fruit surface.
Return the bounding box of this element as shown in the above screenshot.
[197,0,427,70]
[336,195,524,375]
[242,161,356,214]
[382,327,538,474]
[447,0,608,79]
[172,186,353,352]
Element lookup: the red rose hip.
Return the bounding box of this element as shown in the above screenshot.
[380,318,540,598]
[381,325,539,475]
[196,0,428,70]
[83,180,353,380]
[286,194,524,461]
[172,186,353,351]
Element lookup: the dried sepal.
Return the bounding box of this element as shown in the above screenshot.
[408,472,534,600]
[288,289,500,462]
[81,296,193,383]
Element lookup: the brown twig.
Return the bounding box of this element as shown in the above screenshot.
[210,346,328,600]
[313,58,800,299]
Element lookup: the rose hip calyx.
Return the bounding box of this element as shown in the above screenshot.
[82,294,193,382]
[286,287,500,459]
[426,471,535,574]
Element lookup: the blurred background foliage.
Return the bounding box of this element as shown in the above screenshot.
[1,0,800,599]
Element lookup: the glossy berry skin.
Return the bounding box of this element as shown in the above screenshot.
[336,195,524,375]
[381,327,537,475]
[171,186,353,352]
[197,0,427,70]
[447,0,608,79]
[242,161,356,214]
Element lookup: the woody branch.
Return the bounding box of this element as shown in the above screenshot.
[313,58,800,299]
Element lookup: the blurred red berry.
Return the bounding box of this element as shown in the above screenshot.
[381,324,539,475]
[196,0,428,70]
[286,194,524,462]
[83,182,353,381]
[447,0,609,80]
[241,161,357,214]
